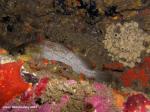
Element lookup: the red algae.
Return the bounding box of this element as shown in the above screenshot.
[0,60,30,108]
[20,89,34,102]
[123,94,150,112]
[103,62,124,71]
[20,77,49,102]
[35,77,49,97]
[121,57,150,87]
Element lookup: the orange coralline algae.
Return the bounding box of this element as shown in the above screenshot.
[0,60,30,108]
[0,49,7,54]
[42,58,49,65]
[112,90,125,108]
[121,57,150,87]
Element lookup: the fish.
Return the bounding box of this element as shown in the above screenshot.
[38,40,113,82]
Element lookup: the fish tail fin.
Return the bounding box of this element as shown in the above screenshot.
[94,70,122,87]
[94,70,114,83]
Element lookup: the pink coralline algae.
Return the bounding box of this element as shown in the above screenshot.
[93,82,113,99]
[38,95,70,112]
[85,95,112,112]
[84,82,114,112]
[51,95,70,112]
[60,95,70,104]
[65,80,77,85]
[38,103,51,112]
[123,94,150,112]
[93,82,108,91]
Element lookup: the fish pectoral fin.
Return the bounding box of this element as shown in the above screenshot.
[77,53,95,70]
